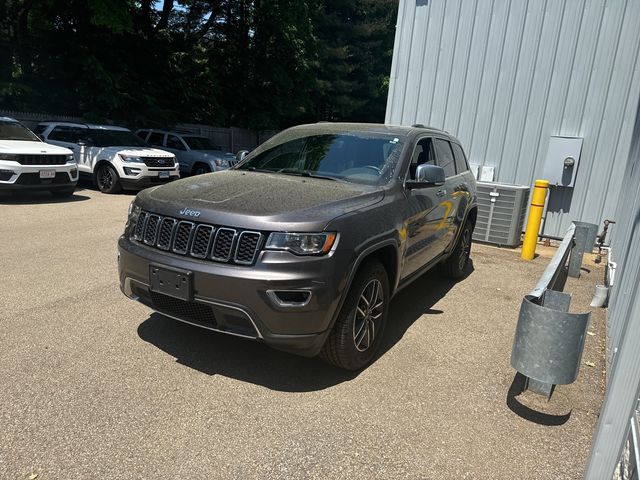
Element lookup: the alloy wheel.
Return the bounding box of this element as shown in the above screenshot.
[353,279,384,352]
[97,166,113,191]
[458,227,471,271]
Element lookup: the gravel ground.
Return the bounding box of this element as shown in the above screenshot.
[0,186,606,479]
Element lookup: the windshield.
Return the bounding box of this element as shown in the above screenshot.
[183,136,217,150]
[88,128,148,147]
[236,132,405,185]
[0,120,41,142]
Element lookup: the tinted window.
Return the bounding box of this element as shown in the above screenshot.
[408,138,436,180]
[0,120,41,141]
[451,142,469,173]
[434,139,456,177]
[33,125,47,136]
[136,130,149,140]
[87,129,147,147]
[166,135,186,150]
[238,132,405,186]
[147,132,164,146]
[183,136,216,150]
[48,126,86,143]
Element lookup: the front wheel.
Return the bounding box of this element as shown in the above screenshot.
[95,164,122,194]
[192,163,211,176]
[319,260,389,370]
[440,219,473,279]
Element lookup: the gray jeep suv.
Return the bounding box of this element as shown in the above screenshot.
[118,123,477,370]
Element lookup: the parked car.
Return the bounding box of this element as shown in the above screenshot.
[0,117,77,197]
[37,122,179,194]
[136,129,236,175]
[118,123,477,370]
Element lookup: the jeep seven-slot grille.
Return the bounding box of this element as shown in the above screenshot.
[132,211,262,265]
[14,154,68,165]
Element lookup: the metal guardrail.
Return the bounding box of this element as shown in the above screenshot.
[510,221,597,399]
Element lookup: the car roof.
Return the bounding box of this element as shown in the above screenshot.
[138,128,205,137]
[289,122,463,145]
[37,121,130,131]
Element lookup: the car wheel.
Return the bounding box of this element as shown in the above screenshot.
[96,164,122,194]
[192,163,211,176]
[51,187,75,198]
[440,219,473,279]
[319,260,389,370]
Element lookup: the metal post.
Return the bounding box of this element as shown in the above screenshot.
[522,180,549,260]
[568,223,590,278]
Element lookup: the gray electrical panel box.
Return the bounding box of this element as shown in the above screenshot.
[542,136,583,187]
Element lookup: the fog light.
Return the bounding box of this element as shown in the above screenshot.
[124,167,142,176]
[267,290,312,307]
[0,169,15,181]
[70,168,78,178]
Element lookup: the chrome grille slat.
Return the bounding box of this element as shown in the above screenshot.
[131,211,261,265]
[234,231,262,265]
[143,215,161,245]
[172,221,195,254]
[211,228,237,261]
[191,225,215,258]
[157,218,177,250]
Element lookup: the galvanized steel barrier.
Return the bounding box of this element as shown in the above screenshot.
[510,221,597,399]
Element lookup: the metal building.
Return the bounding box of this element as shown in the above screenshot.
[386,1,640,478]
[385,0,640,237]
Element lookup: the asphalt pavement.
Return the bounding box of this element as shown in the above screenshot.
[0,186,606,479]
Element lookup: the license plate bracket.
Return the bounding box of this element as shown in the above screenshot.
[39,169,56,179]
[149,265,193,301]
[159,171,170,179]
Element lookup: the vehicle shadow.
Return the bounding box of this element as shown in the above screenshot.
[136,260,474,392]
[0,188,91,204]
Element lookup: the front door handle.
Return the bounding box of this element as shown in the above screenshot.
[436,189,447,197]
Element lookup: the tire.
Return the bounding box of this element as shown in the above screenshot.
[51,187,75,198]
[319,260,389,370]
[95,164,122,194]
[440,219,473,279]
[192,163,211,176]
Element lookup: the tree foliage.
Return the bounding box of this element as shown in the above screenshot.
[0,0,398,129]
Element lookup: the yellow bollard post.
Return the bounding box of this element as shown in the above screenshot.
[521,179,549,260]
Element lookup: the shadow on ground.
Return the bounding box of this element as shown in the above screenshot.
[0,187,91,204]
[506,372,571,426]
[137,260,474,392]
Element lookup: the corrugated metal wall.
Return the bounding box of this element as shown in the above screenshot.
[583,100,640,480]
[386,0,640,236]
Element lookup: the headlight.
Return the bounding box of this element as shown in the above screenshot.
[126,201,141,229]
[66,154,75,163]
[119,154,145,163]
[265,232,337,255]
[0,154,17,161]
[215,158,230,168]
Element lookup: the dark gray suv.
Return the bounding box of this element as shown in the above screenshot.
[118,123,477,370]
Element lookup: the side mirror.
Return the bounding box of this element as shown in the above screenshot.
[406,164,445,189]
[236,150,249,163]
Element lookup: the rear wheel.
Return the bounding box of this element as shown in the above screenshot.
[96,164,122,194]
[440,219,473,279]
[319,260,389,370]
[192,163,211,176]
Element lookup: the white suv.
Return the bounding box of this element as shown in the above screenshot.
[136,129,236,175]
[37,122,179,194]
[0,117,77,197]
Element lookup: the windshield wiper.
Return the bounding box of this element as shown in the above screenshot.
[276,168,339,181]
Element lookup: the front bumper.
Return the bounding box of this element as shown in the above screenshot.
[119,173,180,190]
[0,161,78,191]
[118,236,350,356]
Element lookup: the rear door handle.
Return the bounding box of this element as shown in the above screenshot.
[436,189,446,197]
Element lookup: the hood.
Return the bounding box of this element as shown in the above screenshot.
[137,170,384,231]
[95,146,174,157]
[0,140,73,155]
